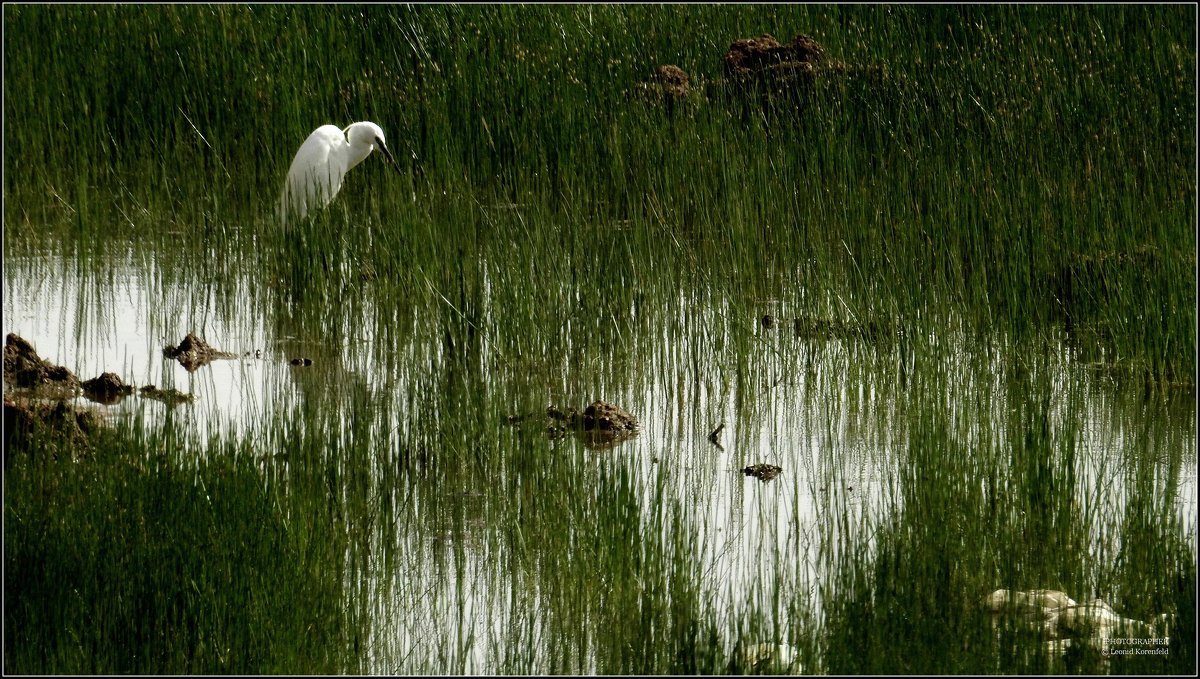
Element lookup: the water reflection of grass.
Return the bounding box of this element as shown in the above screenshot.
[821,366,1195,675]
[3,3,1194,675]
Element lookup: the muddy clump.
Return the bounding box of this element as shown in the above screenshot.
[4,333,79,394]
[548,401,641,449]
[82,372,134,405]
[509,400,640,450]
[633,64,692,105]
[635,33,896,114]
[662,32,897,113]
[139,385,195,406]
[724,33,826,83]
[655,64,690,95]
[723,33,893,103]
[744,463,783,482]
[163,333,237,372]
[790,315,898,345]
[735,642,803,675]
[5,395,104,462]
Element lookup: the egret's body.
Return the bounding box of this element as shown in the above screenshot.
[279,121,400,224]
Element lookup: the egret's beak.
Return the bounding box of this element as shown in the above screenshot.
[375,137,404,176]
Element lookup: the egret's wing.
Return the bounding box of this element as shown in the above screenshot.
[279,125,344,224]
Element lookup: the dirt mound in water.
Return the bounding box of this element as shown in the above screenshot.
[163,332,237,372]
[724,33,891,100]
[637,33,894,111]
[508,400,641,450]
[631,64,693,110]
[744,463,783,482]
[4,395,104,462]
[139,385,194,406]
[81,372,134,405]
[4,333,79,393]
[655,64,690,92]
[724,33,827,82]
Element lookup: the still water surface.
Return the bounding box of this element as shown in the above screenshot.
[4,249,1194,672]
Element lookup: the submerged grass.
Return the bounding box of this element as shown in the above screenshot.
[819,347,1195,674]
[3,4,1196,675]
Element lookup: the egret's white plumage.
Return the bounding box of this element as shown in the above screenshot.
[279,121,400,224]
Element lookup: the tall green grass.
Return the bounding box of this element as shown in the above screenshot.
[4,422,363,674]
[11,3,1190,380]
[818,340,1195,674]
[4,4,1195,675]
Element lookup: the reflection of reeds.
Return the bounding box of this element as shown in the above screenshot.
[3,4,1194,675]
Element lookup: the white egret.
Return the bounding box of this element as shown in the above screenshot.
[278,121,402,225]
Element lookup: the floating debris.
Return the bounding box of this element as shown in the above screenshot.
[139,385,195,406]
[744,463,782,482]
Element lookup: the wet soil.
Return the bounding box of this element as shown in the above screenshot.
[4,333,79,395]
[4,395,105,462]
[3,334,196,458]
[634,33,894,111]
[163,332,238,372]
[723,33,827,84]
[789,315,898,344]
[507,400,641,450]
[81,372,134,405]
[4,333,206,406]
[139,385,195,406]
[631,64,692,107]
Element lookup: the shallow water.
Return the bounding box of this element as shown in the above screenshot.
[5,249,1194,672]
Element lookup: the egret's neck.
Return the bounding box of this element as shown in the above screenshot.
[344,143,374,172]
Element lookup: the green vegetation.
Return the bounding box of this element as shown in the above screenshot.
[4,4,1195,675]
[4,422,360,673]
[5,4,1193,382]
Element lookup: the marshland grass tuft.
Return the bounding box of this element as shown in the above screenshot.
[4,4,1195,675]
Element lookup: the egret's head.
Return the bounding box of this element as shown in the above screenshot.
[343,121,384,149]
[344,121,400,173]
